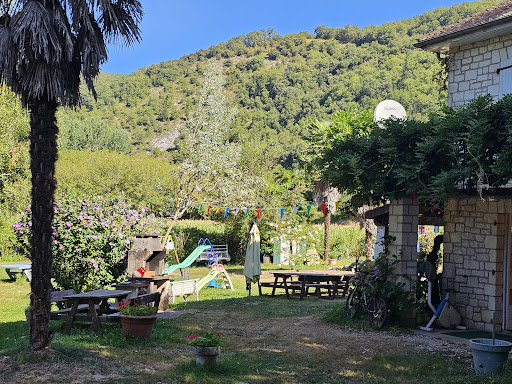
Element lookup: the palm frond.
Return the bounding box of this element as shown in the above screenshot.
[95,0,142,45]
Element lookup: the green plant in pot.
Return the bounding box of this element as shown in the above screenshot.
[118,301,158,339]
[186,331,224,365]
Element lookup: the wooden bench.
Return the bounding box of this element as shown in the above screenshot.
[303,275,351,299]
[0,263,32,282]
[169,278,200,303]
[49,289,89,320]
[131,291,161,308]
[258,278,302,297]
[196,245,231,263]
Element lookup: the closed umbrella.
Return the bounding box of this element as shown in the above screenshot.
[243,223,261,299]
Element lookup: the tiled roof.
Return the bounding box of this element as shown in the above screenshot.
[417,1,512,46]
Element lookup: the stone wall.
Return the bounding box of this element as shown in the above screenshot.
[388,198,419,327]
[443,197,511,331]
[447,34,512,108]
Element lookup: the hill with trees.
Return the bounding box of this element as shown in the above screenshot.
[0,1,504,260]
[66,0,501,166]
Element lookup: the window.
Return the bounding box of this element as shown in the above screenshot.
[498,59,512,98]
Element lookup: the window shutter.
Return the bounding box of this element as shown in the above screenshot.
[499,59,512,98]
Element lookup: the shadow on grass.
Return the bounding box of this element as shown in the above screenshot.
[359,354,512,384]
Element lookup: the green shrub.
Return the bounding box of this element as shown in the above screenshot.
[329,223,366,260]
[12,193,158,291]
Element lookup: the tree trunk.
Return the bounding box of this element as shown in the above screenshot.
[323,207,331,261]
[365,229,374,260]
[28,98,58,351]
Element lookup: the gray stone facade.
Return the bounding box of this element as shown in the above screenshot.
[388,198,419,327]
[443,196,511,331]
[447,34,512,107]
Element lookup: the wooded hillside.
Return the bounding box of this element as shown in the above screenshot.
[66,0,501,167]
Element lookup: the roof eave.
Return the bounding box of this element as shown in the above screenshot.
[415,17,512,53]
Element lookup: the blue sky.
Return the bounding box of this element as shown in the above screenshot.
[101,0,468,74]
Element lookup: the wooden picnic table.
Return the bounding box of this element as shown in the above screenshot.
[259,270,354,300]
[0,262,32,281]
[61,289,131,335]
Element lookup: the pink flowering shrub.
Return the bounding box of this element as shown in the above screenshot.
[12,193,159,291]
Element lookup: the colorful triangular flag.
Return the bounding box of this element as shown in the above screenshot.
[257,209,261,219]
[224,208,229,217]
[280,208,284,219]
[321,203,326,215]
[306,205,311,216]
[293,207,298,215]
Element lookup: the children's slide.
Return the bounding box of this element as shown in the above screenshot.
[196,263,234,292]
[167,245,211,275]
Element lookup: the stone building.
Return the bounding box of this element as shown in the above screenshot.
[410,2,512,332]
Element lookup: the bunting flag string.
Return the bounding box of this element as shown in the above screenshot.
[175,187,422,222]
[175,198,350,220]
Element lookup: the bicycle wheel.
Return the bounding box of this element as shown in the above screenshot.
[345,288,361,319]
[368,295,388,328]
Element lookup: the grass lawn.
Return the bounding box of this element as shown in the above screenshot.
[1,264,511,383]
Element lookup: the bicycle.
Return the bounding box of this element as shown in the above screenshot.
[345,259,389,328]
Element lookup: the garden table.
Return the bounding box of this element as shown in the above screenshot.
[0,262,32,282]
[260,271,354,300]
[62,289,131,335]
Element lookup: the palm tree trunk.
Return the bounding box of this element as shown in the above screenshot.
[323,207,331,261]
[28,98,58,351]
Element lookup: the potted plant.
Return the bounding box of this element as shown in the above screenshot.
[469,338,512,375]
[186,331,224,365]
[118,301,158,339]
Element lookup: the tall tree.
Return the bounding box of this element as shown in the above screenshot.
[0,0,142,351]
[313,181,340,261]
[163,63,261,241]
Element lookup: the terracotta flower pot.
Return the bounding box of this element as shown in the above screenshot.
[119,314,157,339]
[194,346,221,365]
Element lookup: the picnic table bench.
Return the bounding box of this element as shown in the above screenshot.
[0,262,32,281]
[259,271,353,300]
[49,289,132,335]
